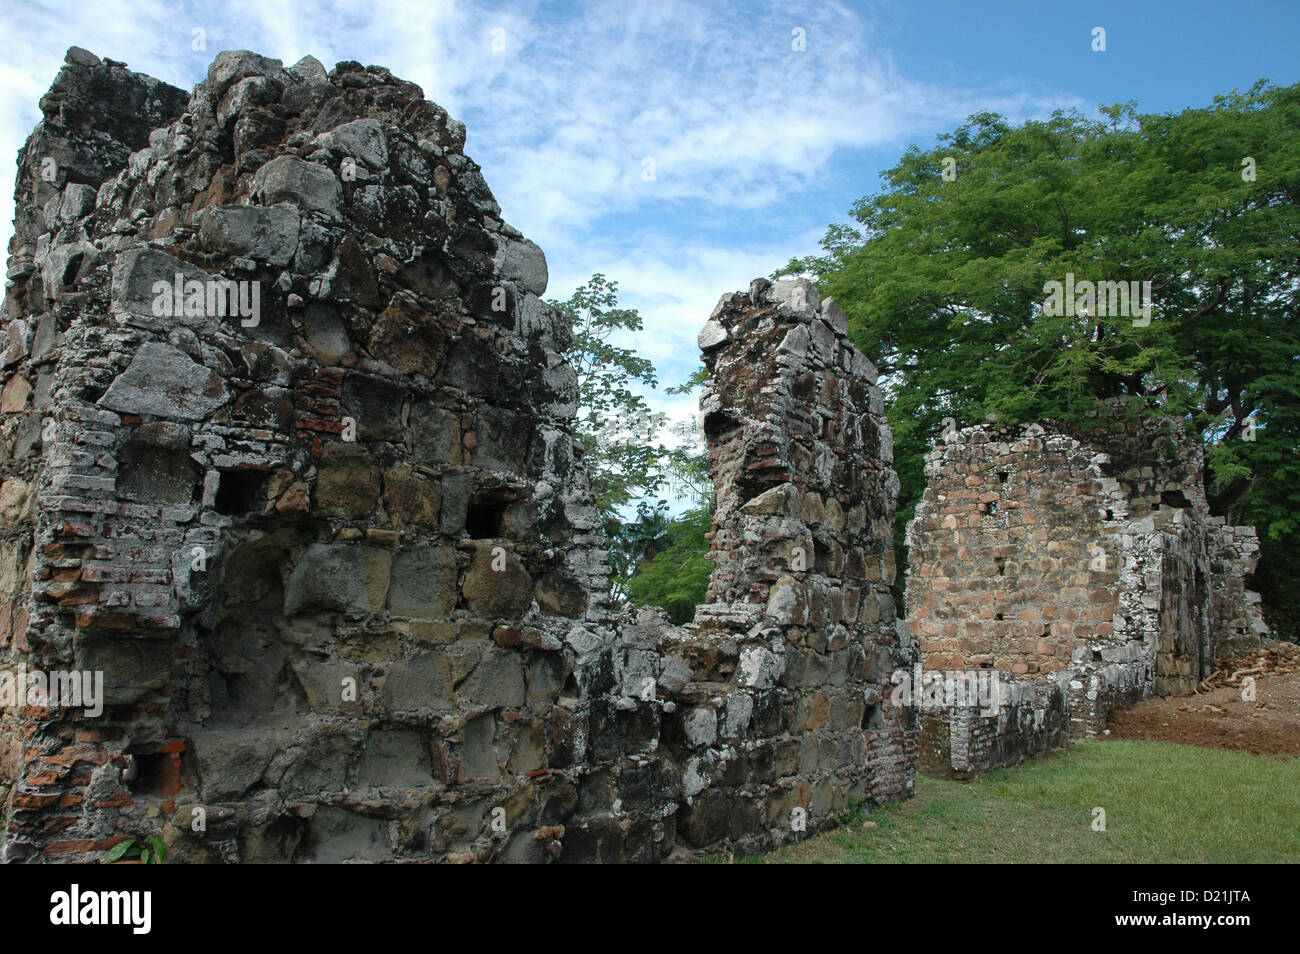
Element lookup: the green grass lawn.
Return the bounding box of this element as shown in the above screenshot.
[758,740,1300,863]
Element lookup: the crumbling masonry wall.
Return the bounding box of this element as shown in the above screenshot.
[905,413,1268,778]
[664,278,917,847]
[0,49,913,862]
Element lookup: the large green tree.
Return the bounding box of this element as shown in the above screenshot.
[781,80,1300,636]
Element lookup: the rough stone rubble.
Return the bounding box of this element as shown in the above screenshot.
[905,411,1269,778]
[0,48,915,862]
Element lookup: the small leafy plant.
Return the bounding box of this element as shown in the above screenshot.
[101,836,167,864]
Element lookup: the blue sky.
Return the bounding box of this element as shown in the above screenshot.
[3,0,1298,440]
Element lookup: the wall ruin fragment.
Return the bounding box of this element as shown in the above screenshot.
[905,412,1269,779]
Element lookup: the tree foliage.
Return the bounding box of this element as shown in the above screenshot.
[552,275,713,606]
[780,81,1300,636]
[552,273,667,515]
[625,505,714,624]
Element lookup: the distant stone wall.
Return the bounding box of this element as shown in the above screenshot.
[1,49,914,862]
[905,412,1268,778]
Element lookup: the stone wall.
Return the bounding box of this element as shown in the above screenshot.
[905,412,1268,778]
[0,47,613,863]
[0,49,914,862]
[679,278,917,845]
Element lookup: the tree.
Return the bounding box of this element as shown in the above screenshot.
[551,273,668,516]
[625,505,713,624]
[780,81,1300,636]
[551,276,713,606]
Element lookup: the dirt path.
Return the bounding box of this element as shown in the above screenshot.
[1104,642,1300,755]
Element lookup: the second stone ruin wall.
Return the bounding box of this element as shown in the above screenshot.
[906,411,1268,778]
[679,278,917,846]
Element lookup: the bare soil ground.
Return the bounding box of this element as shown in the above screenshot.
[1105,641,1300,755]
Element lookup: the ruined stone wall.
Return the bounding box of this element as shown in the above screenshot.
[1,48,614,863]
[906,412,1268,778]
[674,278,916,845]
[1,49,913,862]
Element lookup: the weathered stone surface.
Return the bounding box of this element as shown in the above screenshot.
[207,50,285,92]
[313,118,388,170]
[284,543,391,616]
[462,543,532,618]
[409,402,461,466]
[492,235,548,296]
[697,319,728,351]
[111,248,213,323]
[250,155,342,221]
[767,278,818,318]
[383,652,453,713]
[198,203,300,266]
[368,292,446,375]
[382,464,440,528]
[98,342,228,421]
[464,647,526,709]
[358,728,431,787]
[387,546,457,618]
[820,296,849,336]
[190,731,280,800]
[314,443,380,518]
[75,639,173,706]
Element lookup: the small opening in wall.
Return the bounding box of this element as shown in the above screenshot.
[995,557,1006,576]
[62,251,85,288]
[126,750,180,799]
[466,500,508,538]
[997,471,1009,484]
[1103,509,1113,521]
[995,613,1005,620]
[1160,490,1190,509]
[985,501,997,515]
[215,470,265,515]
[861,703,885,730]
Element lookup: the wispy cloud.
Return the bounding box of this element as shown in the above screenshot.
[1,0,1083,264]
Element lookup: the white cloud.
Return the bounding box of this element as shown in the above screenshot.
[0,0,1084,264]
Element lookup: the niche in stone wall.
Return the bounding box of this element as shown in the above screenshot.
[215,469,267,515]
[117,433,200,505]
[175,524,318,732]
[466,489,511,539]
